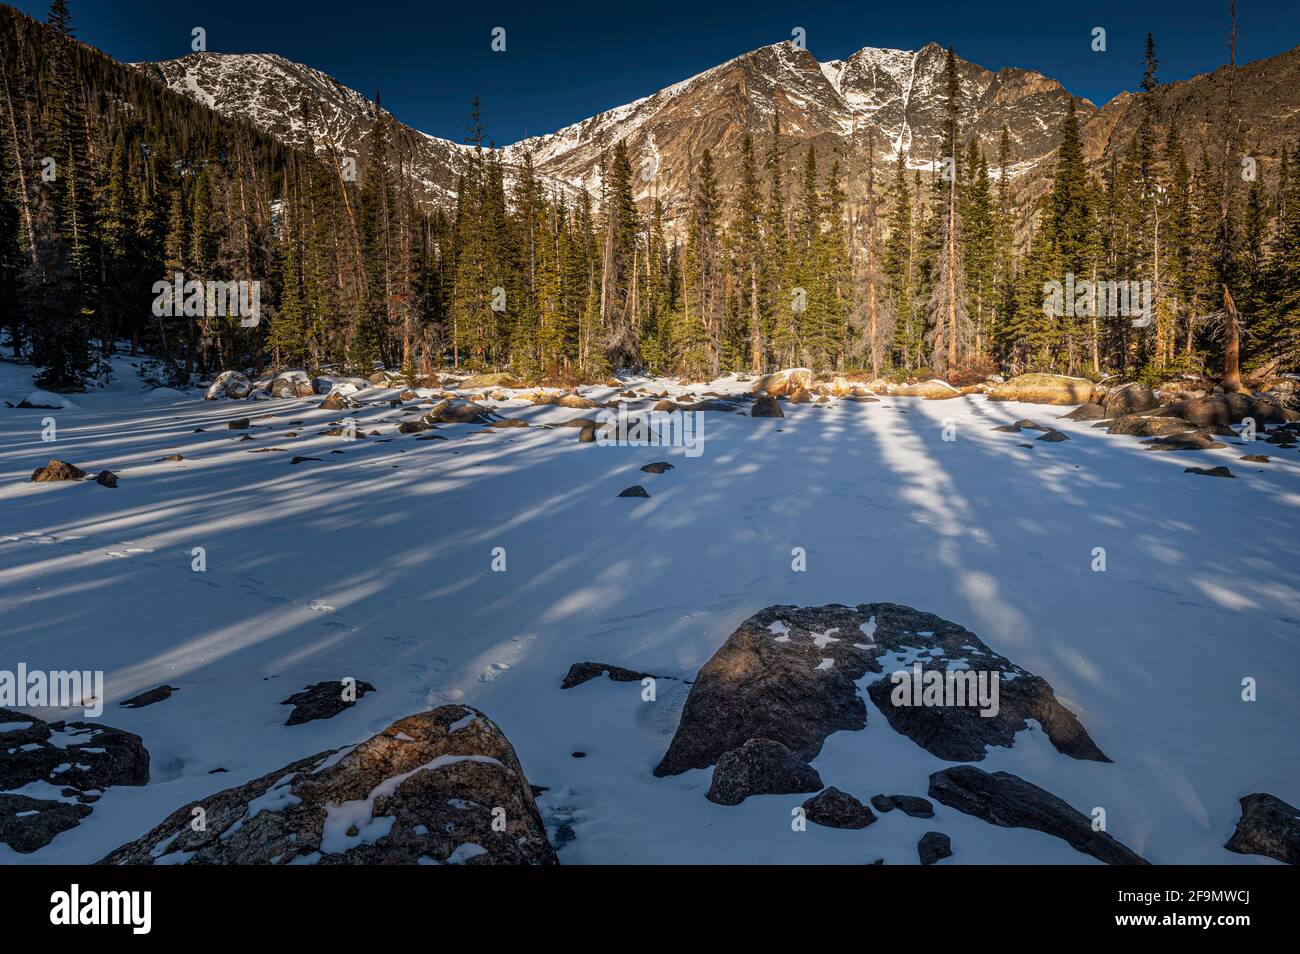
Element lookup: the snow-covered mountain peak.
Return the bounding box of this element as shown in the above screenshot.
[141,38,1087,224]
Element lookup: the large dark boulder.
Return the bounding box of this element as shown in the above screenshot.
[0,795,93,853]
[0,708,149,794]
[653,604,1107,777]
[1224,793,1300,864]
[99,706,557,865]
[928,765,1148,865]
[1168,393,1293,427]
[1104,415,1197,437]
[1142,431,1227,451]
[1059,402,1106,421]
[0,709,149,852]
[1101,382,1160,417]
[422,399,498,425]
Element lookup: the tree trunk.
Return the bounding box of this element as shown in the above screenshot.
[1221,284,1242,392]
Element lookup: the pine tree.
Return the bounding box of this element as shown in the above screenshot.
[817,157,852,370]
[884,149,917,369]
[962,142,994,358]
[764,109,793,367]
[990,126,1017,365]
[1047,99,1093,371]
[1264,141,1300,361]
[598,139,640,366]
[676,149,720,378]
[733,132,764,372]
[855,128,894,374]
[926,48,971,373]
[27,0,94,388]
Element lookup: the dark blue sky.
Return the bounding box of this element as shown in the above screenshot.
[11,0,1300,145]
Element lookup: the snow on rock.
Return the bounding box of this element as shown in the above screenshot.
[16,390,77,409]
[655,602,1108,780]
[986,373,1095,406]
[751,368,814,397]
[99,706,556,865]
[204,370,253,401]
[0,709,149,853]
[3,364,1298,865]
[893,379,961,399]
[269,371,315,399]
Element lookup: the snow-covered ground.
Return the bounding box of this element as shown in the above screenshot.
[2,356,1297,864]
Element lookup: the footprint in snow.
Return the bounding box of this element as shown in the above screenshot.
[635,681,688,740]
[479,662,510,682]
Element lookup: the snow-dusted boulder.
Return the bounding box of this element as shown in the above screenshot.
[312,375,368,396]
[894,379,960,399]
[422,399,498,425]
[16,390,78,409]
[529,391,601,409]
[270,370,314,398]
[319,390,356,411]
[987,373,1095,406]
[0,708,149,853]
[752,368,813,397]
[828,375,871,397]
[99,706,557,865]
[654,603,1109,779]
[204,370,253,401]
